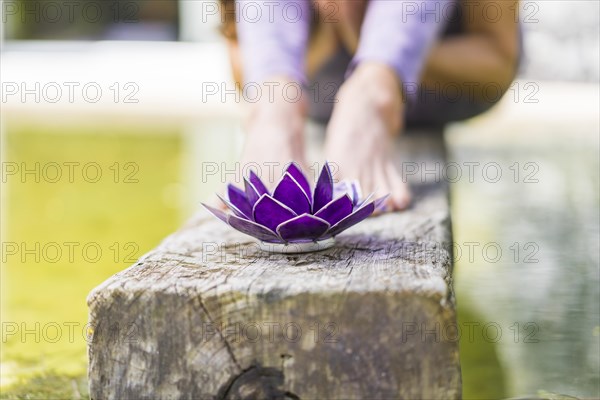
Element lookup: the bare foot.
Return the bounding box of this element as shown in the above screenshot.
[211,78,308,210]
[324,62,411,211]
[239,77,309,187]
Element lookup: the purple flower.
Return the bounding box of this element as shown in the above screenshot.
[202,162,387,246]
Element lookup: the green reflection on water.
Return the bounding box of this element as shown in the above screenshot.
[451,137,600,399]
[1,126,183,397]
[457,306,507,399]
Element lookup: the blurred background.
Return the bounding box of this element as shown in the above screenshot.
[1,0,598,398]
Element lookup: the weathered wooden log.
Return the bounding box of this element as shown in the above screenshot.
[87,131,461,399]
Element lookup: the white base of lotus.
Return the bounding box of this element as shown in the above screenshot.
[259,238,336,253]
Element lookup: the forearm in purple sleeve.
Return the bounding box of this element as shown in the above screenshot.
[235,0,311,85]
[350,0,452,88]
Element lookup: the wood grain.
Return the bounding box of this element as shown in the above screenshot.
[87,131,461,399]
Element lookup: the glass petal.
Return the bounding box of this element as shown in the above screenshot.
[201,203,228,223]
[276,214,330,242]
[253,194,297,232]
[314,194,353,226]
[374,195,390,211]
[244,178,260,206]
[273,173,311,215]
[327,201,376,237]
[285,162,311,201]
[249,170,269,195]
[227,184,252,218]
[228,214,281,242]
[313,162,333,213]
[217,194,249,220]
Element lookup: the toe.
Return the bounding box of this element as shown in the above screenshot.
[386,162,411,210]
[372,164,394,214]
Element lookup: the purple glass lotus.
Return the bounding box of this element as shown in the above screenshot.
[202,162,387,253]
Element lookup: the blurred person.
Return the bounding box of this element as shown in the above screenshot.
[219,0,520,210]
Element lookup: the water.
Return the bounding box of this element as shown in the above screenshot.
[1,124,185,397]
[450,135,600,398]
[1,121,598,398]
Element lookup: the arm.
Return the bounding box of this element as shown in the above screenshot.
[235,0,311,85]
[233,1,312,186]
[349,0,452,91]
[422,0,520,96]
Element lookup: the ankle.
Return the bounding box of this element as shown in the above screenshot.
[354,63,402,108]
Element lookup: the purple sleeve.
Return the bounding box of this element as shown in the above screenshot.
[235,0,310,84]
[350,0,452,88]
